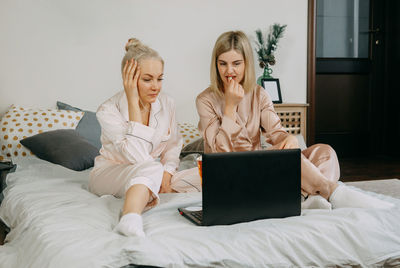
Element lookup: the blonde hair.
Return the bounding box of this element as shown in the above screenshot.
[210,31,256,95]
[121,38,164,72]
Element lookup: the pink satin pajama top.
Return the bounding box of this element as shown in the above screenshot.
[196,85,289,153]
[93,91,182,175]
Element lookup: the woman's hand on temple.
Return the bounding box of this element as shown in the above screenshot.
[122,58,141,105]
[224,79,244,120]
[159,171,173,193]
[123,58,144,123]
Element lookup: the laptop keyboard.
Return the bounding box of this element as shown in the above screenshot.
[191,211,203,221]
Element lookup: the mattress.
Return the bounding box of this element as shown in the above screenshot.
[0,157,399,267]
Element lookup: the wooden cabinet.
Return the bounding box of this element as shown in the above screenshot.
[273,103,309,143]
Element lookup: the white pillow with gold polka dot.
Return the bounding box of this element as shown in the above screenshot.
[0,105,84,161]
[177,122,201,147]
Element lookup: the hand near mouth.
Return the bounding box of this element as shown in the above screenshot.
[224,79,244,120]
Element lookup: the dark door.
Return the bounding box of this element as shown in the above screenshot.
[314,0,399,158]
[384,0,400,157]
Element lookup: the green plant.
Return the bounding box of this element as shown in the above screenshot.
[255,23,287,69]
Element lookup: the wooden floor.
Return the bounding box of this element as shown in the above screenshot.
[339,156,400,182]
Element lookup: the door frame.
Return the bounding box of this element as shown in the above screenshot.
[307,0,316,145]
[307,0,396,155]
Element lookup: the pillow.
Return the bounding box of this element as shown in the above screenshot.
[178,153,201,171]
[0,106,84,161]
[180,138,204,157]
[57,101,102,150]
[177,123,201,147]
[20,129,99,171]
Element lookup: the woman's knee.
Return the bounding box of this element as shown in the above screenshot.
[304,143,337,160]
[310,144,340,181]
[126,160,164,192]
[317,143,336,157]
[135,160,164,179]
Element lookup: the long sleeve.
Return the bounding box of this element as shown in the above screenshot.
[96,98,155,164]
[160,101,183,175]
[259,89,289,145]
[196,91,252,153]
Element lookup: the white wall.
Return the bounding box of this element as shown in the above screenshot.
[0,0,308,124]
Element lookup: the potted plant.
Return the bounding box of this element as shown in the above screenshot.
[255,23,287,85]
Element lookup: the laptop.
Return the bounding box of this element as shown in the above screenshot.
[178,149,301,226]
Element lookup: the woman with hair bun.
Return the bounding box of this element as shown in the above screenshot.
[89,38,182,237]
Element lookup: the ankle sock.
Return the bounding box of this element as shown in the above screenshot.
[301,195,332,210]
[329,184,394,209]
[114,213,145,237]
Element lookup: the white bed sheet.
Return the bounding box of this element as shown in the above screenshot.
[0,158,400,268]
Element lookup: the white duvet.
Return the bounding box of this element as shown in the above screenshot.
[0,158,400,268]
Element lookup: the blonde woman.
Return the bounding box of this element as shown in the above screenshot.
[89,38,182,237]
[196,31,393,210]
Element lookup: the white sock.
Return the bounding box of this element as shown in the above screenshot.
[329,184,395,209]
[301,195,332,210]
[114,213,145,237]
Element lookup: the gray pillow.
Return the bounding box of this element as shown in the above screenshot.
[20,129,100,171]
[178,153,201,171]
[57,101,101,150]
[180,138,204,157]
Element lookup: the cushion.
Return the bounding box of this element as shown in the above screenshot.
[178,153,201,171]
[177,123,201,147]
[20,129,99,171]
[57,101,102,150]
[0,106,84,161]
[180,138,204,157]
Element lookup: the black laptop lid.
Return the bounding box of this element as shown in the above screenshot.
[202,149,301,226]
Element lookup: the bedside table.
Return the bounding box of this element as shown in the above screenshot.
[273,103,309,143]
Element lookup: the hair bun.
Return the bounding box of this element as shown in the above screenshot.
[125,38,142,52]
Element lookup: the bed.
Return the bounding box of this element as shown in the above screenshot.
[0,103,400,267]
